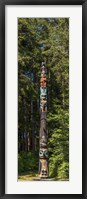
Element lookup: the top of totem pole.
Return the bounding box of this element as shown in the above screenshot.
[41,62,47,75]
[42,61,46,66]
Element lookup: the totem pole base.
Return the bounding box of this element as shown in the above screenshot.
[33,177,55,181]
[39,175,48,179]
[39,159,48,179]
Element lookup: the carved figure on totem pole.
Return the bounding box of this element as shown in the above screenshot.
[39,62,48,178]
[40,77,46,87]
[40,99,47,112]
[40,135,47,147]
[40,87,47,98]
[39,159,48,178]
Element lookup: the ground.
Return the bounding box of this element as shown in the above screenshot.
[18,172,68,181]
[18,172,39,181]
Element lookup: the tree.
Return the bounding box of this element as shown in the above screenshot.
[18,18,69,180]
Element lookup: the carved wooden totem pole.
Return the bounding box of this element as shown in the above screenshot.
[39,62,49,178]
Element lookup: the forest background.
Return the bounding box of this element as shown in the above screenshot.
[18,18,69,181]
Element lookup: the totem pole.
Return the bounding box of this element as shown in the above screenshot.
[39,62,49,178]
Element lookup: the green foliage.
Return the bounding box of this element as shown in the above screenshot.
[18,152,38,174]
[58,162,69,180]
[18,18,69,180]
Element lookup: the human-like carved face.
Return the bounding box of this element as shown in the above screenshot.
[40,99,47,108]
[40,87,47,96]
[39,148,48,158]
[40,159,48,178]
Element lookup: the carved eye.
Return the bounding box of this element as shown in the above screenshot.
[39,150,43,157]
[45,151,48,157]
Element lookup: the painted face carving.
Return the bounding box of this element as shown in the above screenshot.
[40,99,47,107]
[40,77,46,82]
[40,87,47,99]
[40,159,48,177]
[39,148,48,158]
[40,77,47,87]
[41,66,46,75]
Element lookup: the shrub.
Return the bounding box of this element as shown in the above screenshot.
[18,151,39,174]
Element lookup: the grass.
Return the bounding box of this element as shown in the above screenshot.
[18,172,69,181]
[18,171,69,181]
[18,172,39,181]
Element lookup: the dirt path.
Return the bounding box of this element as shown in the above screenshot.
[18,173,57,181]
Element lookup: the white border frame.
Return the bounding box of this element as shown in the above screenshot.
[5,5,82,194]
